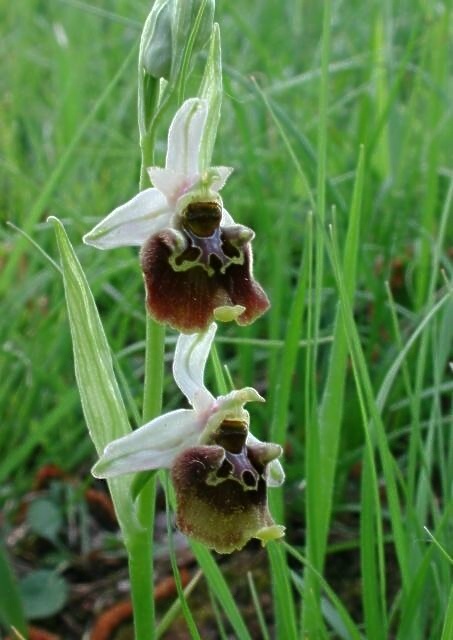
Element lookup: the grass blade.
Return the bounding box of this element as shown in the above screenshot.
[284,543,363,640]
[326,223,410,597]
[190,542,252,640]
[1,45,137,298]
[441,586,453,640]
[317,145,365,553]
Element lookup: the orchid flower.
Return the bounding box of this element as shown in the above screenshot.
[92,323,284,553]
[84,98,269,333]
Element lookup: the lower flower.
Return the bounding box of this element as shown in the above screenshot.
[91,324,285,553]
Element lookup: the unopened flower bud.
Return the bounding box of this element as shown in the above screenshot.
[141,0,173,80]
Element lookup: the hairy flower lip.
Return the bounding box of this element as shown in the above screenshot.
[171,440,282,553]
[141,228,269,333]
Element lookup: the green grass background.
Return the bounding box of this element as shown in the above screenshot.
[1,0,452,638]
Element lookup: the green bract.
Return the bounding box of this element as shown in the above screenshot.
[48,217,139,537]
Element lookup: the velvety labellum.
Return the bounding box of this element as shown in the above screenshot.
[140,201,269,332]
[171,420,282,553]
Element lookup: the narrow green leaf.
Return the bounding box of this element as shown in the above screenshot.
[49,217,137,536]
[247,572,271,640]
[317,145,365,551]
[190,542,252,640]
[326,223,410,595]
[376,290,453,413]
[360,454,387,638]
[164,476,201,640]
[267,543,298,639]
[440,586,453,640]
[252,81,315,211]
[269,209,310,453]
[397,543,436,639]
[304,144,364,635]
[303,2,332,633]
[423,526,453,565]
[415,16,448,308]
[155,570,203,638]
[284,543,363,640]
[266,212,310,638]
[370,15,391,179]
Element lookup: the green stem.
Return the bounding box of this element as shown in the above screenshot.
[127,525,156,638]
[128,311,165,639]
[127,71,166,639]
[143,317,166,421]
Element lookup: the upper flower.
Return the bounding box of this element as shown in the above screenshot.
[84,99,231,249]
[84,98,269,333]
[92,322,284,552]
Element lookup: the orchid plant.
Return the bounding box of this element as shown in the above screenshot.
[51,0,286,635]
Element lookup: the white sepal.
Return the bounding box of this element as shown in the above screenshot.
[83,188,170,249]
[91,409,201,478]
